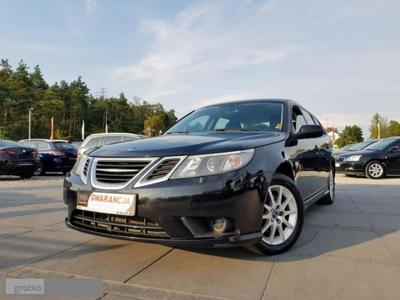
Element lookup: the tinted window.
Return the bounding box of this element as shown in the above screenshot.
[54,142,75,150]
[101,136,122,146]
[84,137,101,149]
[166,102,284,133]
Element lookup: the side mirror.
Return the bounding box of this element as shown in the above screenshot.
[389,145,400,152]
[297,125,324,139]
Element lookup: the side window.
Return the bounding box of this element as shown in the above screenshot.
[84,137,101,149]
[101,136,123,146]
[300,109,316,125]
[36,142,50,151]
[292,107,307,133]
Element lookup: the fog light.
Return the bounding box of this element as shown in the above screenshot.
[211,218,228,235]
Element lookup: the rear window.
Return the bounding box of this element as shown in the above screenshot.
[84,137,101,149]
[0,140,21,148]
[101,136,123,146]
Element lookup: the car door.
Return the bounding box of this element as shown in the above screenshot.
[385,140,400,175]
[289,106,320,201]
[301,109,331,191]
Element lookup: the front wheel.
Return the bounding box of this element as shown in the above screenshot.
[365,161,385,179]
[252,174,304,255]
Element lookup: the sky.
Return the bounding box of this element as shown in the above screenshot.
[1,0,400,134]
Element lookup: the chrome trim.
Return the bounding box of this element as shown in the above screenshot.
[134,156,187,188]
[90,157,158,190]
[80,157,91,185]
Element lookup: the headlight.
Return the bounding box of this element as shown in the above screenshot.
[171,149,254,179]
[345,155,362,162]
[72,153,88,175]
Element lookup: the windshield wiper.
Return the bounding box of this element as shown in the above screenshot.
[213,128,250,132]
[165,131,190,135]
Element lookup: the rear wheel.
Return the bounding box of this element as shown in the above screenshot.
[365,161,385,179]
[252,174,304,255]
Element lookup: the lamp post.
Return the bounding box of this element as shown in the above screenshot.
[28,107,33,140]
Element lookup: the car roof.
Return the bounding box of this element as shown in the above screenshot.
[201,99,299,109]
[85,133,143,138]
[19,139,69,143]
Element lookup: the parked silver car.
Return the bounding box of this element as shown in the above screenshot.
[78,133,145,157]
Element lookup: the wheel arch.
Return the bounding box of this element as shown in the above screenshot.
[274,161,295,181]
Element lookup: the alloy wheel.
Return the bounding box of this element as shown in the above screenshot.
[261,185,298,246]
[368,163,383,178]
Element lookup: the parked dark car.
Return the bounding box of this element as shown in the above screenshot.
[341,137,400,179]
[334,140,377,172]
[64,99,334,255]
[0,140,39,178]
[19,139,77,175]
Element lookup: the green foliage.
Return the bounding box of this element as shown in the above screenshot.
[369,113,388,138]
[0,59,177,140]
[335,125,364,148]
[388,120,400,137]
[369,113,400,138]
[144,115,165,137]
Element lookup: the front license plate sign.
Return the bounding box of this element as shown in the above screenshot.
[77,192,136,216]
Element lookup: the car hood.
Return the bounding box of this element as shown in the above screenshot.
[338,149,377,157]
[90,132,286,157]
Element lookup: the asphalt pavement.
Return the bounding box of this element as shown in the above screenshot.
[1,174,400,300]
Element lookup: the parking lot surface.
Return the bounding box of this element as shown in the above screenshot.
[1,174,400,300]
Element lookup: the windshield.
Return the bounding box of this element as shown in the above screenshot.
[364,139,396,151]
[347,141,376,151]
[166,102,284,134]
[54,142,75,151]
[0,140,21,148]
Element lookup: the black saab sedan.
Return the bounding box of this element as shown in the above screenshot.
[0,140,39,178]
[64,99,334,255]
[341,137,400,179]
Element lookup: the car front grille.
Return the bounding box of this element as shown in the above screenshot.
[146,158,181,180]
[71,209,169,239]
[95,160,151,184]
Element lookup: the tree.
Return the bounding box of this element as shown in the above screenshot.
[369,113,388,139]
[387,120,400,137]
[144,115,165,137]
[335,125,363,148]
[0,58,178,140]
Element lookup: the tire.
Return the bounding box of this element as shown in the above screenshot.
[19,173,33,179]
[317,167,335,205]
[251,173,304,255]
[365,161,385,179]
[34,161,45,176]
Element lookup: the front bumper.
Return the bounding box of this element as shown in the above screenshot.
[342,161,365,176]
[63,168,269,247]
